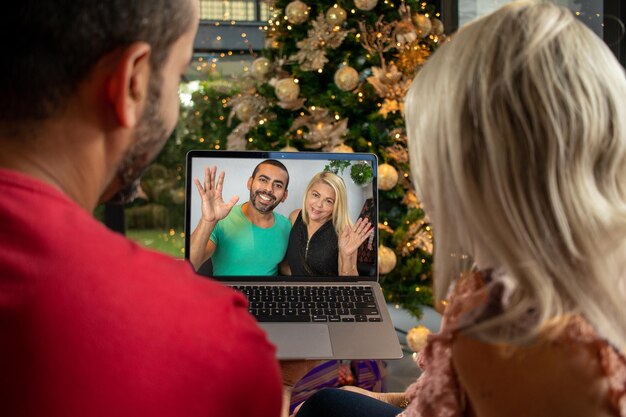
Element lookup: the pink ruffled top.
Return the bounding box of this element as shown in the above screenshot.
[398,272,626,417]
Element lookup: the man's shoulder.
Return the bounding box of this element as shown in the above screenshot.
[0,167,81,214]
[141,260,279,361]
[211,205,244,237]
[222,204,245,224]
[98,248,265,334]
[274,211,291,227]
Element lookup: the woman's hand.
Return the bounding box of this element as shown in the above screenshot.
[193,165,239,223]
[339,217,373,257]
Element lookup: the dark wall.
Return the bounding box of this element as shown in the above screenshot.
[604,0,626,66]
[440,0,458,34]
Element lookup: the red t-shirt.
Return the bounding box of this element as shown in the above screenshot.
[0,168,282,417]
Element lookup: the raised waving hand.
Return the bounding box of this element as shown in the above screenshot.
[339,217,373,257]
[194,165,239,224]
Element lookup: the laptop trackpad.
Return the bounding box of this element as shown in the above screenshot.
[261,323,333,359]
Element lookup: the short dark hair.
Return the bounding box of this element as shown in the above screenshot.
[0,0,193,130]
[252,160,290,188]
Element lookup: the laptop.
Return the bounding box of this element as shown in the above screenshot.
[184,150,403,360]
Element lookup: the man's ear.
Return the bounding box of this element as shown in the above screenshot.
[281,190,288,202]
[247,177,252,190]
[106,42,152,128]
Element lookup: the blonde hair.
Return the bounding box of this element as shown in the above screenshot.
[301,172,352,236]
[405,0,626,348]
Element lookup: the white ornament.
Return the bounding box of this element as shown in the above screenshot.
[378,163,399,190]
[332,144,354,153]
[354,0,377,11]
[334,66,359,91]
[251,57,271,79]
[274,78,300,102]
[326,5,347,26]
[285,0,309,24]
[413,14,432,38]
[378,245,397,275]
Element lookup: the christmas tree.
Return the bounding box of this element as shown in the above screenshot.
[171,0,444,317]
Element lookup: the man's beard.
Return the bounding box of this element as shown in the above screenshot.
[107,74,169,204]
[249,189,280,213]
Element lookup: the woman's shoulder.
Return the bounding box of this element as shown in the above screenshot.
[289,209,302,224]
[405,270,626,417]
[450,316,621,417]
[450,293,626,417]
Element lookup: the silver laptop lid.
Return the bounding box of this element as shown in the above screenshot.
[184,150,379,283]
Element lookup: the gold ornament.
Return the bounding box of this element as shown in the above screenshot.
[400,220,433,256]
[378,222,394,234]
[378,245,397,275]
[431,18,444,35]
[280,145,299,152]
[334,66,359,91]
[366,63,412,117]
[251,57,271,79]
[396,47,431,78]
[402,190,420,209]
[367,64,412,101]
[326,4,347,26]
[228,93,268,125]
[264,32,281,49]
[413,14,432,38]
[226,123,251,150]
[291,13,349,72]
[395,20,417,44]
[332,143,354,153]
[277,97,307,110]
[379,99,402,118]
[234,101,255,122]
[290,107,348,151]
[359,18,396,58]
[354,0,377,11]
[385,129,409,164]
[285,0,309,24]
[395,2,418,45]
[275,78,300,102]
[406,325,431,353]
[378,163,399,190]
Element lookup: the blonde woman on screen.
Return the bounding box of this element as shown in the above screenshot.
[284,171,372,277]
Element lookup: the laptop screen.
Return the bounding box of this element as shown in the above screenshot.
[184,150,378,282]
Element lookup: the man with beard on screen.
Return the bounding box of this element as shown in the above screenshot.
[0,1,282,416]
[189,160,292,276]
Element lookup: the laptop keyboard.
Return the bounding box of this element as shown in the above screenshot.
[230,285,382,323]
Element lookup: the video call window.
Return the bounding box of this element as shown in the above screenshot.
[185,153,378,279]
